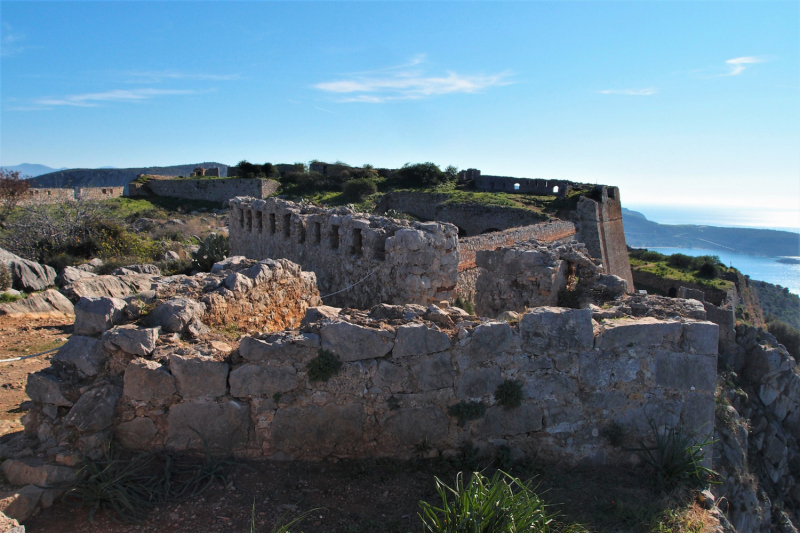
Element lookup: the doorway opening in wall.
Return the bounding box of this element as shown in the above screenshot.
[457,227,468,239]
[514,183,520,191]
[553,186,559,194]
[668,287,678,298]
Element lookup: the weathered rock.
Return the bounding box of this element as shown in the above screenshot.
[320,321,395,361]
[269,403,366,456]
[520,307,593,355]
[393,323,451,358]
[424,305,454,328]
[229,364,298,398]
[185,318,210,338]
[52,335,106,377]
[210,256,248,274]
[372,360,409,392]
[242,263,273,285]
[381,407,449,448]
[464,321,511,362]
[681,321,719,355]
[73,296,126,336]
[479,404,543,436]
[56,265,96,287]
[123,359,176,402]
[411,352,455,392]
[496,310,520,322]
[300,306,341,332]
[0,511,22,532]
[0,485,43,523]
[654,351,716,391]
[224,272,253,293]
[169,354,228,399]
[25,373,71,407]
[113,264,161,276]
[104,325,159,356]
[595,317,682,352]
[0,290,74,319]
[166,400,250,450]
[1,458,77,487]
[160,250,181,262]
[147,298,205,333]
[0,248,56,292]
[591,274,628,296]
[115,417,158,450]
[456,366,502,399]
[64,385,121,433]
[63,275,133,301]
[239,334,319,363]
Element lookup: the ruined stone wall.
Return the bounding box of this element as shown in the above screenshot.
[77,187,125,201]
[20,188,76,205]
[376,192,549,236]
[18,304,718,468]
[128,178,280,203]
[229,197,459,309]
[632,271,728,306]
[473,175,573,197]
[575,187,634,292]
[457,220,577,271]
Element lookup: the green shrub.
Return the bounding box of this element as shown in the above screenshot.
[601,421,624,447]
[494,380,523,410]
[631,420,717,489]
[191,233,229,272]
[629,249,666,262]
[666,253,693,269]
[453,296,474,315]
[306,349,342,382]
[696,261,718,279]
[341,178,378,202]
[418,471,556,533]
[390,162,453,189]
[0,292,22,303]
[0,263,10,291]
[767,319,800,359]
[447,401,486,427]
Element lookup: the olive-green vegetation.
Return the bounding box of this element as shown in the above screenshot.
[306,349,343,382]
[751,279,800,330]
[766,319,800,360]
[628,249,734,291]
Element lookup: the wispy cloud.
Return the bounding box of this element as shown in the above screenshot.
[1,21,39,57]
[598,88,658,96]
[314,106,340,116]
[29,88,200,109]
[314,55,512,103]
[724,56,765,76]
[125,70,242,83]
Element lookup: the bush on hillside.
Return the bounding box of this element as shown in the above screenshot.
[767,318,800,359]
[235,161,276,179]
[341,178,378,202]
[667,253,693,269]
[629,249,667,262]
[390,162,453,188]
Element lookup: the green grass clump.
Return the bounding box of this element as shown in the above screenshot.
[419,470,564,533]
[453,296,474,315]
[494,380,523,410]
[0,292,22,303]
[447,401,486,427]
[306,349,343,382]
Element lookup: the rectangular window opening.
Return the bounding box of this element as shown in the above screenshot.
[374,238,386,261]
[269,213,276,235]
[313,222,321,244]
[255,211,263,233]
[298,223,306,244]
[283,214,292,239]
[330,225,340,249]
[246,210,253,232]
[350,229,363,256]
[239,209,244,229]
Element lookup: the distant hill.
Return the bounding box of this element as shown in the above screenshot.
[622,207,800,257]
[30,162,229,189]
[1,163,67,177]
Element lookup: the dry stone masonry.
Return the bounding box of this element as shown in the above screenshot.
[128,177,280,203]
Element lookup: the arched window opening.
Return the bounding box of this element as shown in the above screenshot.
[514,183,520,191]
[552,186,559,194]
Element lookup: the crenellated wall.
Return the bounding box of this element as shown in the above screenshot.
[228,197,459,308]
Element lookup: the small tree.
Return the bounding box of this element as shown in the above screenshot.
[0,169,31,221]
[342,178,378,202]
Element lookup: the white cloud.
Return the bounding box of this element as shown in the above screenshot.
[125,70,242,83]
[724,56,765,76]
[32,88,199,108]
[1,21,39,57]
[314,56,512,103]
[598,88,658,96]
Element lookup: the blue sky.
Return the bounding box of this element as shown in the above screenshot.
[1,1,798,218]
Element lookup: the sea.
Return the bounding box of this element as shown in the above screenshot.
[627,204,800,296]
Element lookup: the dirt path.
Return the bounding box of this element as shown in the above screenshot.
[0,316,72,436]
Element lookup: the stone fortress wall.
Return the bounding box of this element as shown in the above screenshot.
[129,177,280,203]
[20,187,124,205]
[228,197,459,309]
[457,168,576,198]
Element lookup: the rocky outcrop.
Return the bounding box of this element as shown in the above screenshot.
[0,290,74,319]
[0,248,56,292]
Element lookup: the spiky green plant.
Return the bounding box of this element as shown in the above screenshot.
[191,233,229,272]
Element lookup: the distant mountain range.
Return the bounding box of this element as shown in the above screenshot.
[0,163,68,177]
[29,163,229,189]
[622,208,800,257]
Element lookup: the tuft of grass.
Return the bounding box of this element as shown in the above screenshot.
[418,470,569,533]
[602,422,625,448]
[447,401,486,427]
[217,323,240,340]
[453,296,474,315]
[387,395,401,411]
[306,349,343,382]
[494,380,523,410]
[0,292,23,303]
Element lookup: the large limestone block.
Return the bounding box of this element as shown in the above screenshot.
[147,298,205,333]
[123,359,177,402]
[64,385,121,434]
[229,364,298,398]
[56,265,96,287]
[478,404,543,436]
[239,334,319,363]
[169,354,228,399]
[300,306,341,332]
[1,458,77,487]
[74,296,126,336]
[464,321,511,362]
[25,372,71,407]
[6,257,56,292]
[224,272,253,293]
[64,275,133,301]
[115,417,159,450]
[0,289,74,319]
[0,511,22,532]
[104,325,159,356]
[372,361,409,392]
[0,485,43,524]
[116,274,157,294]
[392,323,451,358]
[520,307,593,356]
[579,353,641,389]
[411,352,455,392]
[166,400,250,450]
[380,407,449,447]
[320,321,395,361]
[269,403,366,456]
[456,366,502,399]
[52,335,106,377]
[681,321,719,355]
[595,317,682,352]
[654,351,716,392]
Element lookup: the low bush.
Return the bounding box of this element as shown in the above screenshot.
[629,249,667,262]
[341,178,378,202]
[453,296,474,315]
[306,349,342,382]
[418,471,558,533]
[0,263,10,291]
[666,253,693,269]
[767,318,800,359]
[0,292,22,303]
[494,380,523,410]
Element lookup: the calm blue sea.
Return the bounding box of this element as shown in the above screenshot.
[626,204,800,233]
[641,247,800,296]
